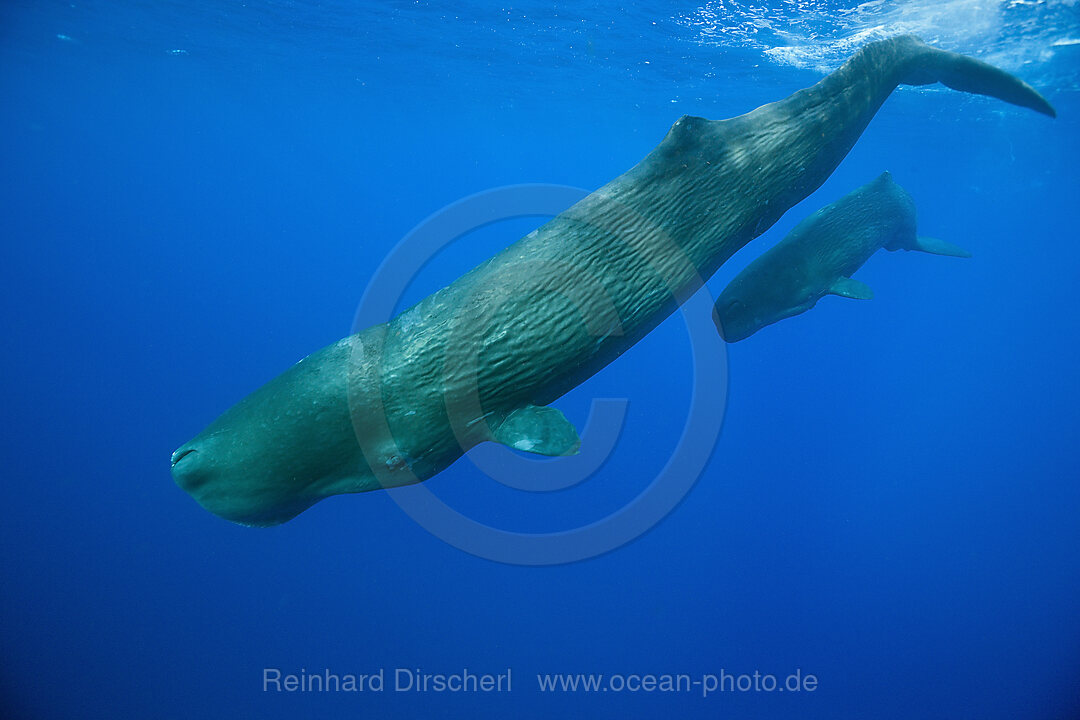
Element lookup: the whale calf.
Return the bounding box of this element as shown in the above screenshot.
[171,36,1054,526]
[714,171,970,342]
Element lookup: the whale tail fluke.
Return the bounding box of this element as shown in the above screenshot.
[896,35,1056,118]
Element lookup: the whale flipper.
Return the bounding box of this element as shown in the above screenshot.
[909,236,972,258]
[829,277,875,300]
[492,404,581,456]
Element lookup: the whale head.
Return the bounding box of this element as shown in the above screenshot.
[713,261,819,343]
[170,426,349,528]
[171,338,379,527]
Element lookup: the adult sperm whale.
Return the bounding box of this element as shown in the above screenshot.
[715,171,970,342]
[171,36,1054,526]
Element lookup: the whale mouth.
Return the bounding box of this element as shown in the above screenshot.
[171,447,198,467]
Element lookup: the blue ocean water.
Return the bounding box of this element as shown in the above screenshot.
[2,0,1079,717]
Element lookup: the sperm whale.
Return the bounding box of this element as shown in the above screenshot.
[714,171,971,342]
[171,36,1054,526]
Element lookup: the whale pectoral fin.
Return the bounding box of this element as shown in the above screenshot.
[492,405,581,456]
[829,277,874,300]
[911,236,972,258]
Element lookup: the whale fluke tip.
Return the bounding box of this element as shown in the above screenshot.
[894,36,1056,118]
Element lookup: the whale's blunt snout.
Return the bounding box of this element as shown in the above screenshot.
[169,434,322,527]
[714,298,750,343]
[171,446,197,468]
[170,443,209,495]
